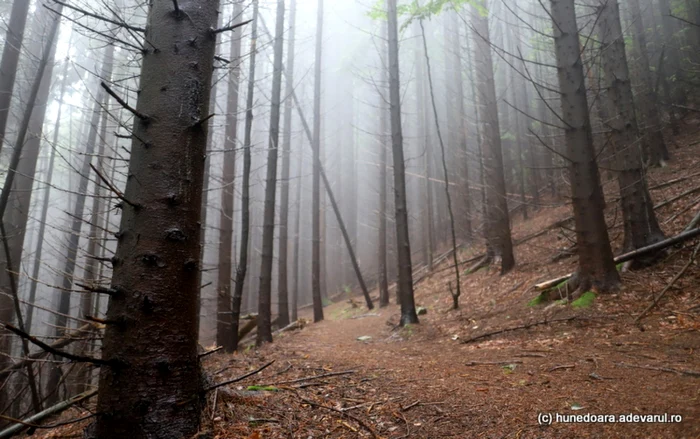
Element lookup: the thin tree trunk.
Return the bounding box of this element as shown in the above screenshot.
[598,0,666,265]
[291,136,303,321]
[377,14,390,308]
[0,0,31,155]
[216,0,244,353]
[471,1,515,274]
[549,0,619,295]
[231,1,259,351]
[257,0,286,346]
[311,0,325,322]
[387,0,418,325]
[277,0,297,328]
[0,4,63,413]
[94,0,223,436]
[48,43,114,403]
[419,19,462,309]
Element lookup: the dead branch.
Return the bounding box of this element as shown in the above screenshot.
[635,241,700,323]
[614,362,700,377]
[3,324,110,365]
[300,397,378,438]
[100,81,148,120]
[535,227,700,290]
[0,389,97,438]
[52,0,146,32]
[198,346,222,358]
[271,370,356,386]
[204,360,275,392]
[91,163,141,209]
[548,364,576,372]
[211,19,253,34]
[465,360,524,366]
[460,317,578,344]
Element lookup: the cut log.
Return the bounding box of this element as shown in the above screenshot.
[535,227,700,291]
[0,389,97,438]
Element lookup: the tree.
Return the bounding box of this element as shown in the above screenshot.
[257,0,286,346]
[311,0,325,322]
[0,0,31,155]
[93,0,227,436]
[49,42,115,403]
[278,0,297,327]
[597,0,665,265]
[549,0,619,296]
[628,0,669,167]
[387,0,419,326]
[217,0,244,353]
[378,12,390,308]
[231,0,259,351]
[470,0,515,274]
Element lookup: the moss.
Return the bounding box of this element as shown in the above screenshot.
[527,293,546,307]
[571,291,596,308]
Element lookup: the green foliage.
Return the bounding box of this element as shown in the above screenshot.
[366,0,487,29]
[571,291,596,308]
[527,293,546,307]
[246,385,279,392]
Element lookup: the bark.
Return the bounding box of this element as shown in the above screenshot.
[216,0,244,353]
[549,0,619,294]
[277,0,297,328]
[93,0,222,436]
[257,0,285,346]
[291,136,303,321]
[387,0,418,326]
[0,0,31,155]
[471,1,515,274]
[378,15,390,308]
[231,1,259,352]
[311,0,325,322]
[0,3,62,412]
[628,0,669,166]
[49,43,115,404]
[25,55,69,334]
[598,0,666,265]
[419,19,462,309]
[657,0,681,133]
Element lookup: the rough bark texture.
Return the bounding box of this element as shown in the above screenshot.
[0,0,31,155]
[550,0,619,294]
[387,0,418,326]
[216,0,243,353]
[471,2,515,274]
[231,1,258,351]
[277,0,297,327]
[311,0,324,322]
[93,0,221,436]
[257,0,285,346]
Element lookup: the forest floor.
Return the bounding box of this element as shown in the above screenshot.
[34,120,700,438]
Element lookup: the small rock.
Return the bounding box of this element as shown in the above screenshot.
[417,306,428,315]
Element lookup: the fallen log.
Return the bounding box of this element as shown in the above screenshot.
[460,316,579,344]
[535,227,700,291]
[0,389,97,438]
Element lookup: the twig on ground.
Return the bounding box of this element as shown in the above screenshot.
[465,360,524,366]
[300,397,378,438]
[548,364,576,372]
[204,360,275,392]
[271,370,355,385]
[460,317,579,344]
[614,362,700,377]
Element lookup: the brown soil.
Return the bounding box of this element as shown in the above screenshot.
[29,125,700,438]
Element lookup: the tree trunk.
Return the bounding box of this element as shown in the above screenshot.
[628,0,669,166]
[216,0,244,353]
[549,0,619,295]
[387,0,418,326]
[0,0,31,155]
[598,0,666,265]
[311,0,325,322]
[93,0,222,436]
[277,0,297,328]
[231,1,259,351]
[257,0,285,346]
[377,14,390,308]
[0,3,63,412]
[471,1,515,274]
